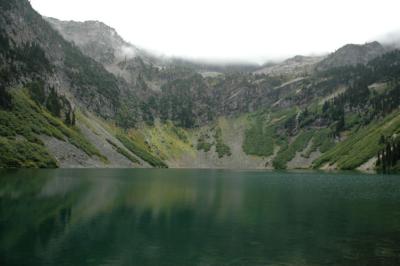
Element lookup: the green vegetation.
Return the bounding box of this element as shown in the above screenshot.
[169,123,189,143]
[27,81,46,105]
[214,128,231,158]
[243,118,275,157]
[0,84,12,109]
[0,137,57,168]
[196,134,212,152]
[116,133,167,168]
[196,127,231,158]
[273,130,314,169]
[242,108,298,158]
[376,135,400,173]
[115,104,139,129]
[62,41,121,109]
[135,121,195,160]
[303,128,335,158]
[313,111,400,169]
[0,27,52,85]
[4,0,400,170]
[27,81,76,126]
[159,74,210,128]
[106,139,140,164]
[0,89,106,167]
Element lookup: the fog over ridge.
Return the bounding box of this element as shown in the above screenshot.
[30,0,400,64]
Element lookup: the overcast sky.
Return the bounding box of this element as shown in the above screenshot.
[30,0,400,64]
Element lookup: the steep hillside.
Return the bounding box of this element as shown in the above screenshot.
[0,0,140,119]
[45,17,161,91]
[0,0,157,167]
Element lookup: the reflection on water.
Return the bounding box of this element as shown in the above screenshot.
[1,169,400,265]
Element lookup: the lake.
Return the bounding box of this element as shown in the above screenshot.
[0,169,400,265]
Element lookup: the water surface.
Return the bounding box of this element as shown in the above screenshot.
[1,169,400,265]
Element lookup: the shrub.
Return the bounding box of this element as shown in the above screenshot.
[116,133,167,168]
[106,139,140,164]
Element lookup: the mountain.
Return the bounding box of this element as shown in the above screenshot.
[0,0,147,167]
[0,0,144,119]
[45,17,165,93]
[44,18,299,126]
[45,17,143,65]
[316,41,387,71]
[254,55,325,77]
[2,0,400,172]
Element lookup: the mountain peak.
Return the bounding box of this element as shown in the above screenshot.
[45,17,139,64]
[316,41,387,71]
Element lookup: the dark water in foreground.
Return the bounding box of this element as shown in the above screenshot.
[1,169,400,266]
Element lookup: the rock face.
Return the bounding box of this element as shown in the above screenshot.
[316,41,387,71]
[45,16,166,103]
[0,0,130,119]
[44,17,311,127]
[255,55,325,77]
[45,17,145,65]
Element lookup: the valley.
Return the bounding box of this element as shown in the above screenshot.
[1,0,400,172]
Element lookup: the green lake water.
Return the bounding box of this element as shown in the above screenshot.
[0,169,400,265]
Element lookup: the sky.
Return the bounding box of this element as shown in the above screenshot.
[30,0,400,64]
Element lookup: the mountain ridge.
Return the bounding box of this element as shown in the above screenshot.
[316,41,389,71]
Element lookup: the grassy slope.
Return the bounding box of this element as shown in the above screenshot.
[240,105,396,170]
[242,108,295,158]
[214,127,232,158]
[0,89,106,167]
[195,119,232,159]
[116,133,168,168]
[0,137,57,168]
[242,116,275,157]
[79,103,400,170]
[313,111,400,169]
[3,88,398,170]
[304,128,335,157]
[114,121,201,168]
[76,113,193,168]
[106,138,140,164]
[143,121,195,160]
[242,110,400,171]
[272,130,315,169]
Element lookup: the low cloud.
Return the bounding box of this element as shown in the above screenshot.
[379,30,400,48]
[118,45,136,59]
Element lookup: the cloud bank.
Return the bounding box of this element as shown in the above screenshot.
[31,0,400,63]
